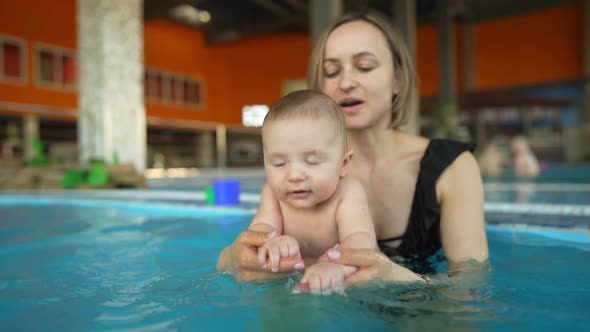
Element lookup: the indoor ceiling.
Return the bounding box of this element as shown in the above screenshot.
[144,0,575,45]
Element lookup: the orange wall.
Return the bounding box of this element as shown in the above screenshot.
[0,0,77,114]
[474,3,582,90]
[206,33,310,124]
[144,19,310,125]
[416,24,439,96]
[0,1,584,125]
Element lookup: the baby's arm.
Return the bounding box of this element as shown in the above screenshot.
[297,261,350,295]
[248,184,301,272]
[336,178,377,250]
[300,179,376,294]
[248,184,283,234]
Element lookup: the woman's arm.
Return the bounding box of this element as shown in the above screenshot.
[216,230,304,281]
[301,152,489,289]
[437,152,488,264]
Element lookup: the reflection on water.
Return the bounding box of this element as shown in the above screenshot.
[0,202,588,331]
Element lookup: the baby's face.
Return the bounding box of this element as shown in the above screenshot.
[262,117,346,209]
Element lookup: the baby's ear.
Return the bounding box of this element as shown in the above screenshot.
[340,150,353,178]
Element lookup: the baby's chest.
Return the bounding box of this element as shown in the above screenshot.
[282,215,339,258]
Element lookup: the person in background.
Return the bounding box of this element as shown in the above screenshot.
[477,139,506,177]
[510,136,540,178]
[249,89,376,294]
[218,11,488,290]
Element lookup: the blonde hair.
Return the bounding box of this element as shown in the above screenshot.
[307,11,418,129]
[263,89,348,151]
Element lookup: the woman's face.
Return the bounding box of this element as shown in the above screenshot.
[321,20,400,130]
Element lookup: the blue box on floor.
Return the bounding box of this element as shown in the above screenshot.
[213,179,240,206]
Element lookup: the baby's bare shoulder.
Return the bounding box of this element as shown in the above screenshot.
[338,176,367,199]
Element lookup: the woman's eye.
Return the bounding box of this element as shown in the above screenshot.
[358,66,373,72]
[323,65,339,78]
[306,159,320,165]
[324,70,338,78]
[273,162,286,167]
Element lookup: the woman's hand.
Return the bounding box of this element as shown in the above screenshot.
[295,247,424,291]
[292,247,423,292]
[216,230,305,282]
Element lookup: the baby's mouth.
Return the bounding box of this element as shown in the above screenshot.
[289,190,311,198]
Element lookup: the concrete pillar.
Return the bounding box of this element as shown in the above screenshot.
[460,19,484,146]
[582,0,590,160]
[216,125,227,168]
[198,131,215,167]
[23,115,39,160]
[563,125,582,162]
[309,0,342,44]
[77,0,146,170]
[461,20,476,92]
[475,112,486,148]
[437,0,459,139]
[393,0,419,135]
[522,111,532,135]
[438,0,456,108]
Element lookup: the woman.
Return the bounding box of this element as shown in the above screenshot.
[217,11,488,288]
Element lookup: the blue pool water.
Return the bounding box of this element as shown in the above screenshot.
[0,196,589,331]
[483,164,590,184]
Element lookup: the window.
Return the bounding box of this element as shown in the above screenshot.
[171,76,184,104]
[35,44,76,89]
[144,67,205,109]
[184,79,201,105]
[160,73,171,102]
[0,35,27,83]
[242,105,269,127]
[144,70,159,100]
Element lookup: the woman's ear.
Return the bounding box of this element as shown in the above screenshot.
[340,150,353,178]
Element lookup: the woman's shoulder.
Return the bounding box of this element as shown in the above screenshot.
[437,144,482,193]
[395,132,474,164]
[396,131,429,148]
[392,131,430,159]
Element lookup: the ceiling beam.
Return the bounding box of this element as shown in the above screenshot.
[282,0,307,12]
[248,0,291,17]
[206,15,307,44]
[466,0,575,22]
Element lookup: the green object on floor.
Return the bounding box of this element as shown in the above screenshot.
[62,169,85,188]
[26,137,49,166]
[205,186,215,205]
[87,165,108,187]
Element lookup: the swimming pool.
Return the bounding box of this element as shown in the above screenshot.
[0,194,588,331]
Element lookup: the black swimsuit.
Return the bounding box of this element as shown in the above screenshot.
[377,139,476,273]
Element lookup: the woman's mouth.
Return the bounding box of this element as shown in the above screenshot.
[339,99,363,114]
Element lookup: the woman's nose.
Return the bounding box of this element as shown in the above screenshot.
[339,68,357,92]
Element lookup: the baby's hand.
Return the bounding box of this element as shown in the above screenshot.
[299,262,357,295]
[257,235,301,273]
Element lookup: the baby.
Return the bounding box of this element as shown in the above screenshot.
[249,90,376,294]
